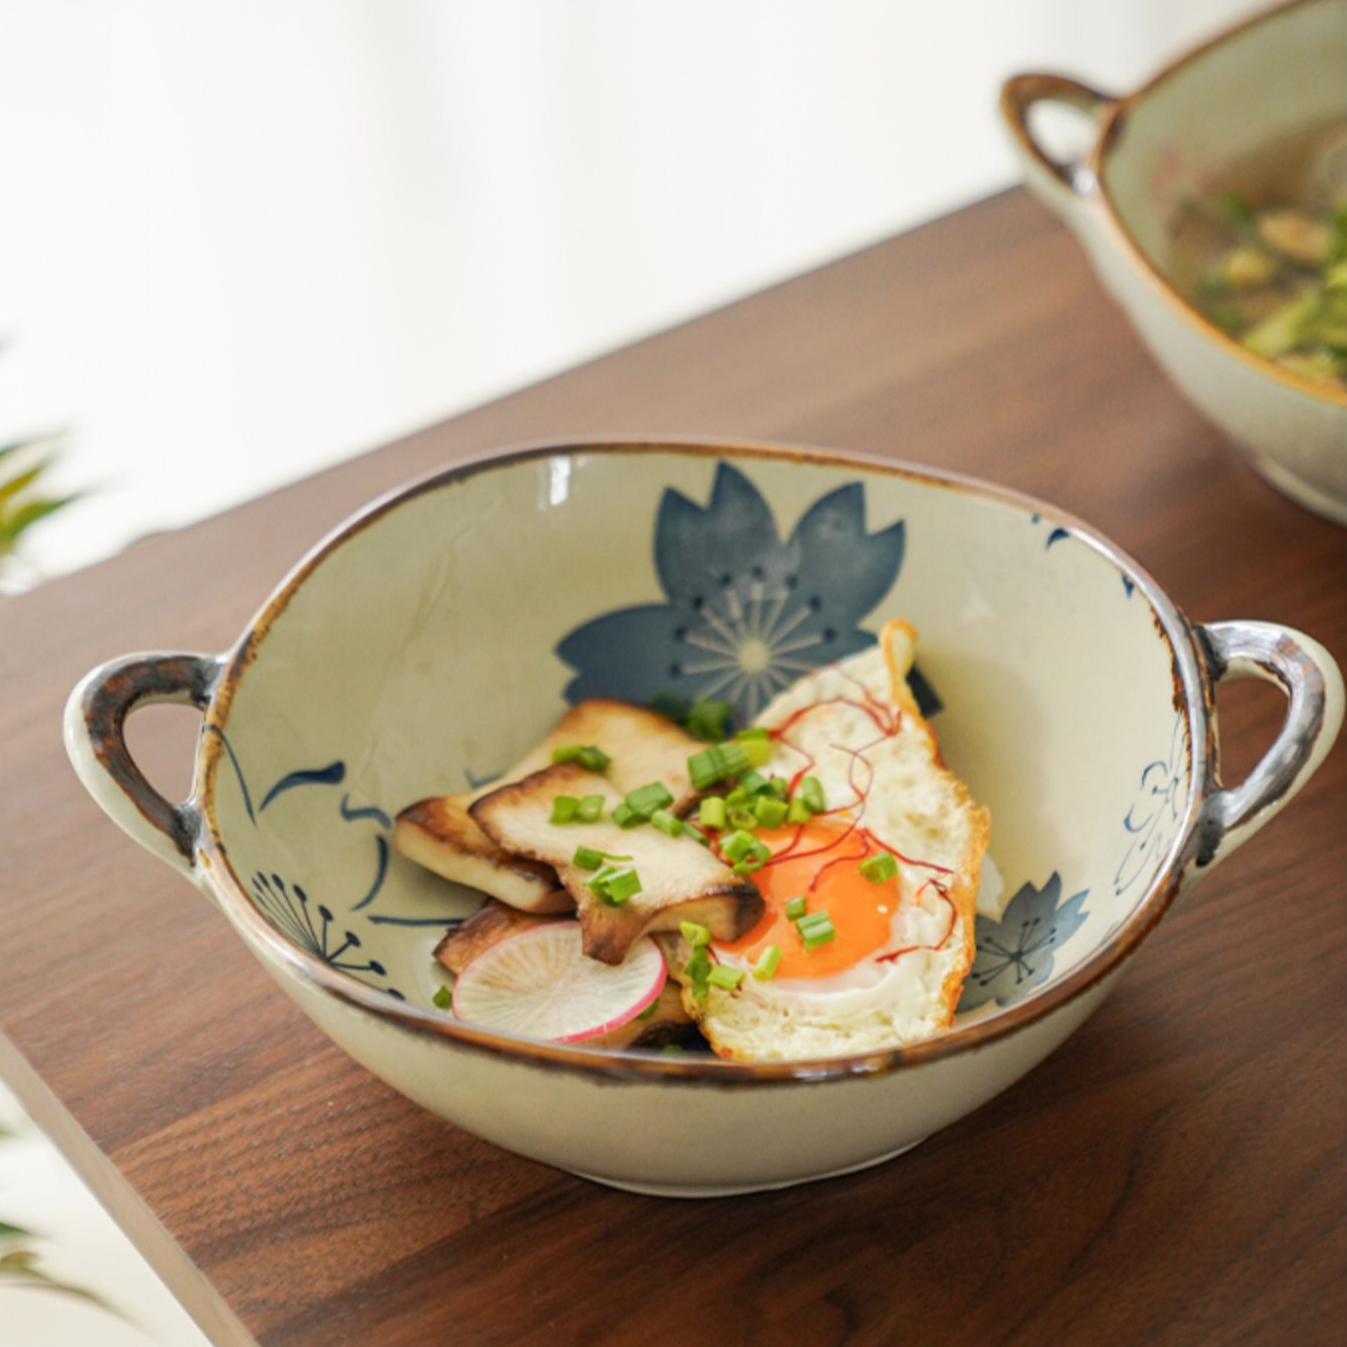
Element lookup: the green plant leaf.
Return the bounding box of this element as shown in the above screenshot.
[0,434,64,467]
[0,459,52,509]
[0,493,82,551]
[0,1262,113,1309]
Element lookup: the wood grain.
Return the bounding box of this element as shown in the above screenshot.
[0,189,1342,1347]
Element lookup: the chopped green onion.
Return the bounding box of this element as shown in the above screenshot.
[751,945,782,980]
[739,769,771,796]
[551,744,611,772]
[1216,189,1254,230]
[859,852,899,883]
[575,793,605,824]
[708,965,744,991]
[728,834,771,876]
[612,802,643,829]
[722,829,760,863]
[661,1043,686,1053]
[686,823,712,848]
[573,845,605,870]
[625,781,675,819]
[796,909,833,933]
[432,985,452,1009]
[687,746,720,791]
[801,919,836,951]
[549,795,580,824]
[636,1001,658,1021]
[592,865,641,905]
[650,691,691,723]
[740,737,772,767]
[685,944,712,998]
[699,797,727,830]
[752,795,788,828]
[727,805,758,830]
[574,847,632,871]
[725,785,752,809]
[786,798,811,825]
[686,698,735,742]
[585,863,619,892]
[801,776,826,814]
[651,808,684,838]
[785,895,808,921]
[765,776,789,799]
[687,741,751,790]
[679,920,712,946]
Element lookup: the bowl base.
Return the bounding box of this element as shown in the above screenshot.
[1242,447,1347,528]
[569,1135,930,1199]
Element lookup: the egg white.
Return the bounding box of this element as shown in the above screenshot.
[691,621,989,1061]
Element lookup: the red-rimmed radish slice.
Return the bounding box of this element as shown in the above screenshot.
[451,921,665,1043]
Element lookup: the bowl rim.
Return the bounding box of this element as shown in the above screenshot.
[196,436,1213,1085]
[1088,0,1347,411]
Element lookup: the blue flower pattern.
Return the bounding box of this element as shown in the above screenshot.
[250,871,405,999]
[203,473,1188,1014]
[959,873,1089,1011]
[556,462,909,722]
[1115,711,1186,896]
[207,727,456,942]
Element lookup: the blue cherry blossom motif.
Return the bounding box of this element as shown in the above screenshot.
[958,872,1089,1012]
[1114,711,1187,896]
[250,871,406,1000]
[556,462,910,721]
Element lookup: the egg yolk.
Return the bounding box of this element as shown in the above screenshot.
[717,821,902,979]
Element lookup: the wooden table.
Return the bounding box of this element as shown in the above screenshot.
[2,189,1343,1347]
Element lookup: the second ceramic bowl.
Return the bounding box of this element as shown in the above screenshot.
[1002,0,1347,523]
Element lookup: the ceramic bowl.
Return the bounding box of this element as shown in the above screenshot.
[65,441,1343,1196]
[1001,0,1347,525]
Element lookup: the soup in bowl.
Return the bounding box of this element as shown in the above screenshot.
[1002,0,1347,523]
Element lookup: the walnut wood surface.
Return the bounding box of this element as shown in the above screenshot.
[1,189,1342,1347]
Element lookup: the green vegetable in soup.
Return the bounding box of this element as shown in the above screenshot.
[1216,190,1255,230]
[1169,120,1347,389]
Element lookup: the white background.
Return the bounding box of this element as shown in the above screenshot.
[0,0,1263,584]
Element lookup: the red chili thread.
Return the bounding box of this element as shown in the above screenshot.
[716,680,956,955]
[875,879,957,960]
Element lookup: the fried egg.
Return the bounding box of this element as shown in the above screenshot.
[680,619,990,1061]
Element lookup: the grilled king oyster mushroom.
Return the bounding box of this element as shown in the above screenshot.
[396,699,700,914]
[470,762,762,965]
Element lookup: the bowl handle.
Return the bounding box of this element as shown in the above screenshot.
[1193,621,1344,871]
[64,652,223,880]
[999,73,1114,215]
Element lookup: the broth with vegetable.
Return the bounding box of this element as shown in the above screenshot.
[1169,119,1347,389]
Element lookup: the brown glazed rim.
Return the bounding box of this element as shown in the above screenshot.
[196,437,1215,1086]
[1027,0,1347,410]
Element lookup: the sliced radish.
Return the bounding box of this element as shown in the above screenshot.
[451,921,666,1043]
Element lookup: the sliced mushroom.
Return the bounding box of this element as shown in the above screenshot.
[434,899,556,975]
[399,795,569,913]
[471,762,763,965]
[396,699,702,914]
